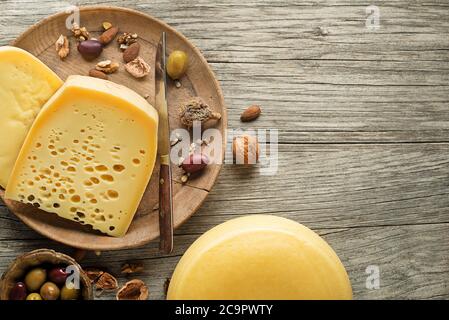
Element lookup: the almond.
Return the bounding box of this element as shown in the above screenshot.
[240,105,261,122]
[89,69,108,80]
[99,26,119,45]
[123,42,140,63]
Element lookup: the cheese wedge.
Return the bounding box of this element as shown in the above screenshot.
[0,46,63,188]
[5,75,158,237]
[167,215,353,300]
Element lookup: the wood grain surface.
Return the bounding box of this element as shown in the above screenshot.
[1,0,448,300]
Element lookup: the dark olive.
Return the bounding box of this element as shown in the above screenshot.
[60,285,80,300]
[24,268,46,292]
[40,282,60,300]
[181,154,209,174]
[9,282,27,300]
[77,40,103,61]
[48,267,68,286]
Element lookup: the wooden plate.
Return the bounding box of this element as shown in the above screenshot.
[0,6,227,250]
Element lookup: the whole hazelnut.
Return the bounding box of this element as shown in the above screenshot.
[232,135,259,165]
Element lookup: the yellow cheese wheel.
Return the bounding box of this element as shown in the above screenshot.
[167,215,352,300]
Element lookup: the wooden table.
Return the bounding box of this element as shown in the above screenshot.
[1,0,448,300]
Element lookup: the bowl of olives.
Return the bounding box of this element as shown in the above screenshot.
[0,249,93,300]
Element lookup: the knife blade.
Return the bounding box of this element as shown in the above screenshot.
[155,32,174,254]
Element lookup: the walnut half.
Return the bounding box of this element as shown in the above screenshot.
[55,35,69,60]
[125,57,151,78]
[96,60,120,74]
[121,262,144,275]
[116,279,149,300]
[96,272,118,290]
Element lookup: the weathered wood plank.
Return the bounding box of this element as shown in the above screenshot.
[2,143,449,234]
[182,143,449,231]
[0,223,448,299]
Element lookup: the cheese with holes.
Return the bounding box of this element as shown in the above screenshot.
[167,215,353,300]
[5,75,158,237]
[0,46,63,188]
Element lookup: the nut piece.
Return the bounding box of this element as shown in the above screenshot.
[71,23,89,41]
[123,42,140,63]
[96,272,118,290]
[55,35,69,60]
[233,135,260,165]
[96,60,120,74]
[125,56,151,78]
[178,97,222,128]
[102,21,113,30]
[89,69,108,80]
[121,262,144,275]
[240,105,261,122]
[116,279,149,300]
[99,26,119,45]
[181,174,189,183]
[117,32,138,49]
[84,268,104,284]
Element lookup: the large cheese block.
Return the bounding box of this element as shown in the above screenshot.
[167,215,352,300]
[5,75,158,237]
[0,46,63,188]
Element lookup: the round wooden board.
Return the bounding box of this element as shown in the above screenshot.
[0,6,227,250]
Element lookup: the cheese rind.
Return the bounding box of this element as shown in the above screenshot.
[167,215,353,300]
[0,46,63,188]
[5,75,158,237]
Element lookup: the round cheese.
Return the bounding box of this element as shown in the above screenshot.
[167,215,352,300]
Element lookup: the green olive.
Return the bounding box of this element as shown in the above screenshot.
[40,282,60,300]
[26,293,43,300]
[24,268,47,292]
[167,50,188,80]
[60,285,80,300]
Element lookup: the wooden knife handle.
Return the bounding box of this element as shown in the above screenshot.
[159,163,174,254]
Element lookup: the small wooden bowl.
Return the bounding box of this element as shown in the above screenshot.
[0,249,93,300]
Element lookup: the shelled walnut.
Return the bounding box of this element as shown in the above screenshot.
[71,23,89,41]
[96,60,120,74]
[117,32,138,50]
[55,35,69,60]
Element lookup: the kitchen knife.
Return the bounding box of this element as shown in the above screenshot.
[155,32,173,254]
